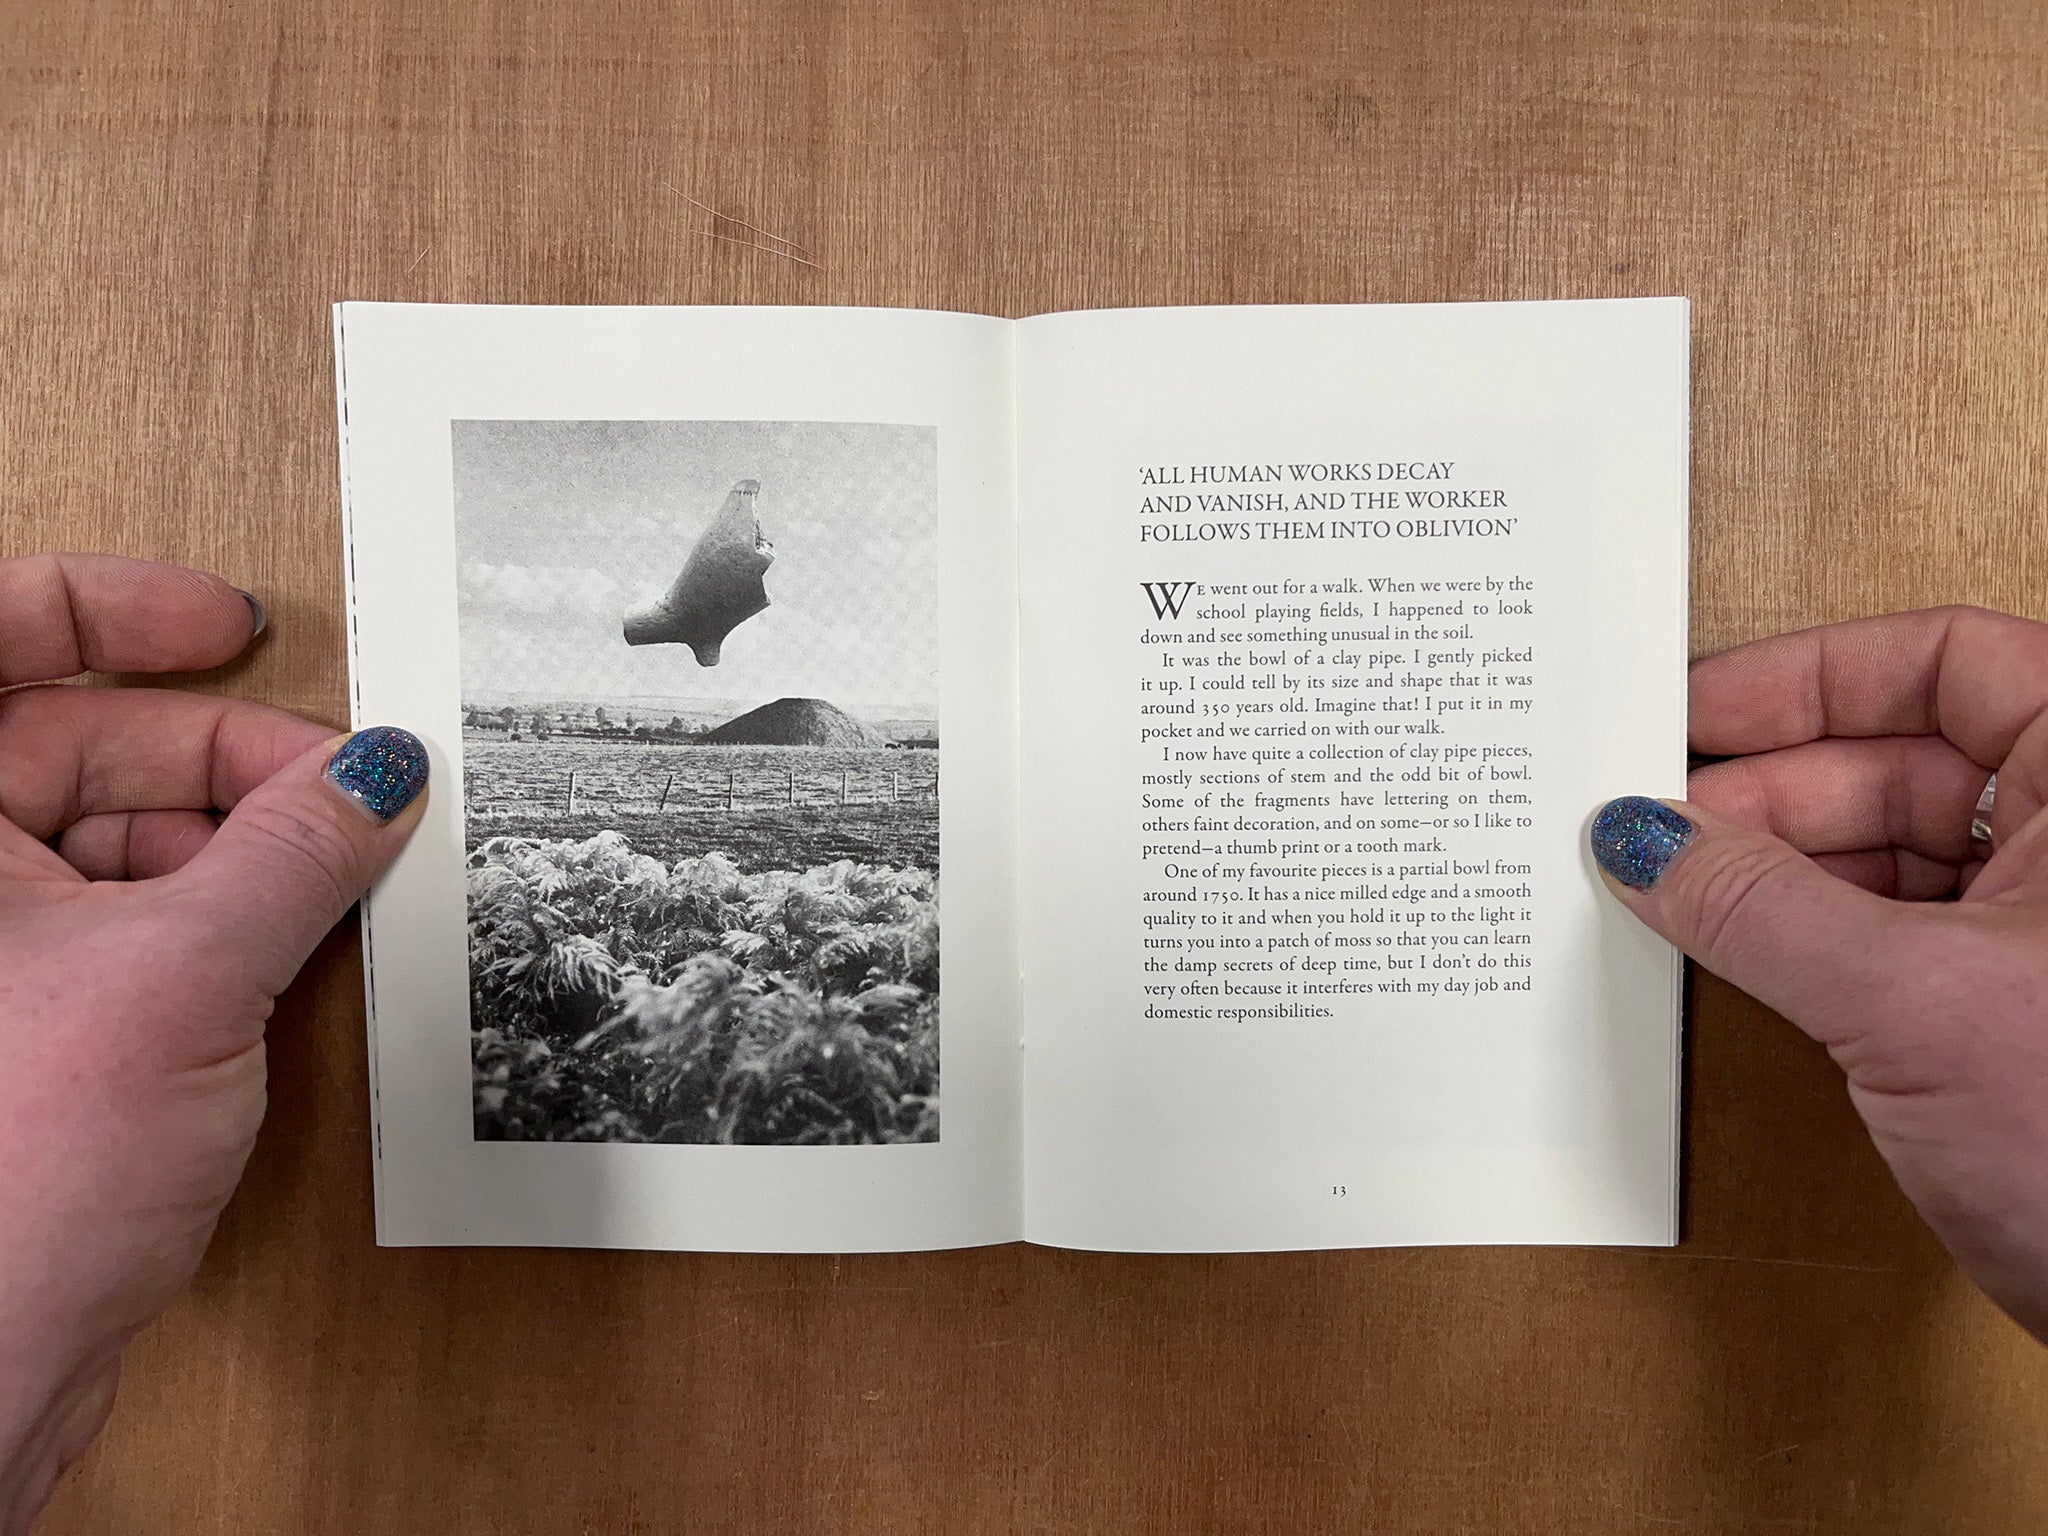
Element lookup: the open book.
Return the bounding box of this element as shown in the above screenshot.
[334,298,1689,1253]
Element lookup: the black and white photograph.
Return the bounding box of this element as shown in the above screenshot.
[455,420,940,1146]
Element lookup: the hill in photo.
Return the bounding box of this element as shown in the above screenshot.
[702,697,888,748]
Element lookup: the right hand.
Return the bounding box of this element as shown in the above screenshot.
[1589,606,2048,1342]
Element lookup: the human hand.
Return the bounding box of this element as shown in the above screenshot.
[1590,606,2048,1342]
[0,556,428,1532]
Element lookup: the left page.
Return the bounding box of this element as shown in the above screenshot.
[335,303,1021,1250]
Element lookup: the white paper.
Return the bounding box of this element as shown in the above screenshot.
[337,298,1688,1256]
[337,303,1022,1250]
[1014,300,1688,1250]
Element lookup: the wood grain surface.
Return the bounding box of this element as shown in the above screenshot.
[6,0,2047,1530]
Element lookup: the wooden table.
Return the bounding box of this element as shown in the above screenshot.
[7,1,2046,1530]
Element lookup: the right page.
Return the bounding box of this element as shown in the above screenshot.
[1016,299,1689,1252]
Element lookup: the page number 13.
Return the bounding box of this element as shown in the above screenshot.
[1330,1184,1347,1197]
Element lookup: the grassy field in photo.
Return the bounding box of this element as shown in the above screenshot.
[462,736,941,1146]
[463,739,939,872]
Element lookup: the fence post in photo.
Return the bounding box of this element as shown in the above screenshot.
[727,766,736,810]
[567,769,578,814]
[657,773,674,813]
[841,768,849,804]
[893,770,899,803]
[788,765,796,805]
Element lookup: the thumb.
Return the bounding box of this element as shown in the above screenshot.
[1589,795,1929,1047]
[173,726,430,990]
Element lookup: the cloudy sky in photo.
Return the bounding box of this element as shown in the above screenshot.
[452,420,938,716]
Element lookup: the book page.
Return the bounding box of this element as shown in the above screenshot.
[1016,300,1687,1251]
[336,304,1021,1250]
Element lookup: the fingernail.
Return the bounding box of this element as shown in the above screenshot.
[326,726,430,822]
[1591,796,1694,890]
[237,589,267,638]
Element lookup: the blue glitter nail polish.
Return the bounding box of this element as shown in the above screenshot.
[236,588,267,638]
[1590,796,1694,889]
[326,726,430,822]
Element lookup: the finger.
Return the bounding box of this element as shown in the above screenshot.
[1809,847,1962,901]
[0,686,328,838]
[168,727,430,993]
[1957,801,2048,906]
[1687,736,1991,864]
[0,554,262,685]
[1690,605,2048,764]
[56,809,219,881]
[1589,795,1937,1047]
[0,815,82,889]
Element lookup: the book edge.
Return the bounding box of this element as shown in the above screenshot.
[333,302,389,1245]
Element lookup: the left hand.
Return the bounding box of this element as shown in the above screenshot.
[0,555,428,1532]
